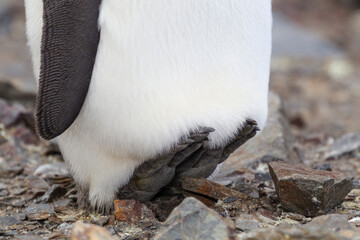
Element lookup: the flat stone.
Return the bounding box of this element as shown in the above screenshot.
[114,199,156,225]
[70,221,114,240]
[181,177,251,202]
[214,92,301,183]
[25,175,50,197]
[238,227,352,240]
[304,214,353,231]
[269,162,353,216]
[235,214,261,232]
[238,214,360,240]
[24,203,54,221]
[154,197,236,240]
[0,99,34,129]
[0,216,22,227]
[322,133,360,160]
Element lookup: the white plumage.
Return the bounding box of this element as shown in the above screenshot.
[25,0,272,209]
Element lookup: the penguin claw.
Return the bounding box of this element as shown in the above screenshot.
[188,126,214,142]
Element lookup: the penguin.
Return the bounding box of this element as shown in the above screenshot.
[24,0,272,212]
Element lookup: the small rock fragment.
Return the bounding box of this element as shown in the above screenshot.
[0,216,22,227]
[235,214,261,232]
[313,163,332,171]
[70,221,114,240]
[0,99,25,127]
[154,197,236,240]
[238,226,354,240]
[304,214,353,231]
[269,162,353,216]
[114,199,156,225]
[25,175,50,197]
[322,133,360,160]
[0,182,8,197]
[24,203,54,221]
[181,177,251,202]
[34,163,73,188]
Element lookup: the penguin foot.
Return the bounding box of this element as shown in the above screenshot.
[76,120,258,213]
[164,119,259,192]
[116,120,259,202]
[116,126,215,201]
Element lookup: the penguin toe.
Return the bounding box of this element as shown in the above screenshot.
[221,120,259,162]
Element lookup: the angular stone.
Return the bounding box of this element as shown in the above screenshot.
[153,197,236,240]
[322,133,360,160]
[269,162,353,217]
[304,214,353,231]
[214,92,301,182]
[114,199,156,225]
[238,214,360,240]
[0,99,34,129]
[181,177,251,202]
[25,175,50,197]
[24,204,54,221]
[238,227,351,240]
[0,216,22,227]
[235,214,261,232]
[70,221,114,240]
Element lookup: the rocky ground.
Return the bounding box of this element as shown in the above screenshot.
[1,1,360,240]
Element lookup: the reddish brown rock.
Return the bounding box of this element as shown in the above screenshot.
[70,221,114,240]
[114,199,156,225]
[269,162,353,217]
[181,177,251,202]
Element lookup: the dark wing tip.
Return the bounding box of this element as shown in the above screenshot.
[36,0,101,140]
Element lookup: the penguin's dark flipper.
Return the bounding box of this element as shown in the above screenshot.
[36,0,102,140]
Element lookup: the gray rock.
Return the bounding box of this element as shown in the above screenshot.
[347,10,360,58]
[70,221,114,240]
[235,214,261,232]
[238,214,360,240]
[322,133,360,160]
[24,204,55,221]
[238,227,354,240]
[56,222,74,235]
[272,12,343,58]
[304,214,353,231]
[269,162,353,217]
[214,92,301,183]
[0,216,22,227]
[154,197,236,240]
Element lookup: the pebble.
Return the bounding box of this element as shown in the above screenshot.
[24,203,54,221]
[70,221,114,240]
[114,199,157,225]
[154,197,236,240]
[235,214,261,232]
